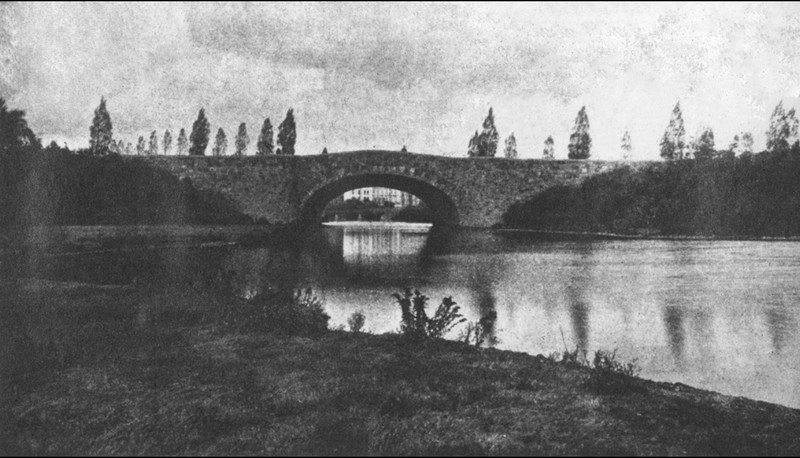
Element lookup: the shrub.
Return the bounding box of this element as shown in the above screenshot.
[459,316,499,348]
[586,349,643,395]
[391,288,466,340]
[226,287,330,337]
[347,310,366,333]
[592,349,640,377]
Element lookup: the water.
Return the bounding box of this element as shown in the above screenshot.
[5,224,800,409]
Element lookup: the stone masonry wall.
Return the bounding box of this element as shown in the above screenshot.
[137,151,654,227]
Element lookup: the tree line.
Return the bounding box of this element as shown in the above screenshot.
[465,101,798,160]
[86,98,298,157]
[466,106,592,159]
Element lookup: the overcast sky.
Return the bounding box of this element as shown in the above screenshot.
[2,2,800,159]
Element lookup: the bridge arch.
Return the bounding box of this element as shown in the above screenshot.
[298,173,459,227]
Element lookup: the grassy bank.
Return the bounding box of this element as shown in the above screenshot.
[2,281,799,455]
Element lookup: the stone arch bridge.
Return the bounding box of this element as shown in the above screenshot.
[140,150,644,228]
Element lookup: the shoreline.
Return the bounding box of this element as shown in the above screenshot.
[494,227,800,242]
[2,280,799,455]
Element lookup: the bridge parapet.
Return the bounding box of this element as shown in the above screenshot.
[132,151,654,227]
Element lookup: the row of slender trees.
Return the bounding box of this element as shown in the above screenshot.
[88,98,297,157]
[466,106,591,159]
[467,101,798,160]
[3,96,798,160]
[658,101,797,161]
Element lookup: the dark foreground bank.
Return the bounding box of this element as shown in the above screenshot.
[1,281,798,456]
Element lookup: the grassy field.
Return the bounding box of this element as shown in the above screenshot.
[2,280,799,456]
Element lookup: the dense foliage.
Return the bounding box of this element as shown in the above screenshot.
[503,149,800,237]
[0,147,252,227]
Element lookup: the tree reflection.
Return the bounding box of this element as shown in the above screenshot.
[764,306,794,354]
[663,304,686,363]
[565,242,595,351]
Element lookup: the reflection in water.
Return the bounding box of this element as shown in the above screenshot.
[10,225,800,409]
[765,307,793,354]
[663,305,686,363]
[469,264,499,343]
[565,243,595,352]
[567,293,590,352]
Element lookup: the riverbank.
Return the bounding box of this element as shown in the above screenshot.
[495,227,800,242]
[501,152,800,238]
[1,281,798,455]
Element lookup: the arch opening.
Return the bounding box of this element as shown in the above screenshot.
[299,174,459,227]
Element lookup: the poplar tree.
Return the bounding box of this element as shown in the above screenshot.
[543,136,555,159]
[235,122,249,156]
[621,131,632,160]
[163,129,172,155]
[189,108,211,156]
[277,109,296,155]
[504,133,518,158]
[478,108,499,157]
[212,128,227,156]
[766,102,799,153]
[136,136,146,155]
[660,102,686,160]
[89,96,113,155]
[176,128,188,155]
[148,130,158,156]
[567,106,591,159]
[256,118,274,155]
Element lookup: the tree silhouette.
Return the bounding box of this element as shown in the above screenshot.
[136,136,146,156]
[89,97,113,155]
[0,98,38,148]
[568,106,591,159]
[467,131,480,157]
[477,108,498,157]
[148,131,158,156]
[543,136,555,159]
[212,128,227,156]
[660,102,686,160]
[321,147,328,155]
[694,127,716,160]
[257,118,273,155]
[235,122,249,156]
[189,108,211,156]
[176,128,188,155]
[740,132,754,155]
[504,133,518,158]
[277,109,296,155]
[163,130,172,155]
[766,101,798,154]
[621,131,632,160]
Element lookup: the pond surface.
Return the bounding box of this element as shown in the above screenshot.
[5,223,800,409]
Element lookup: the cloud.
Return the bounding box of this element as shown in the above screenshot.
[2,2,800,157]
